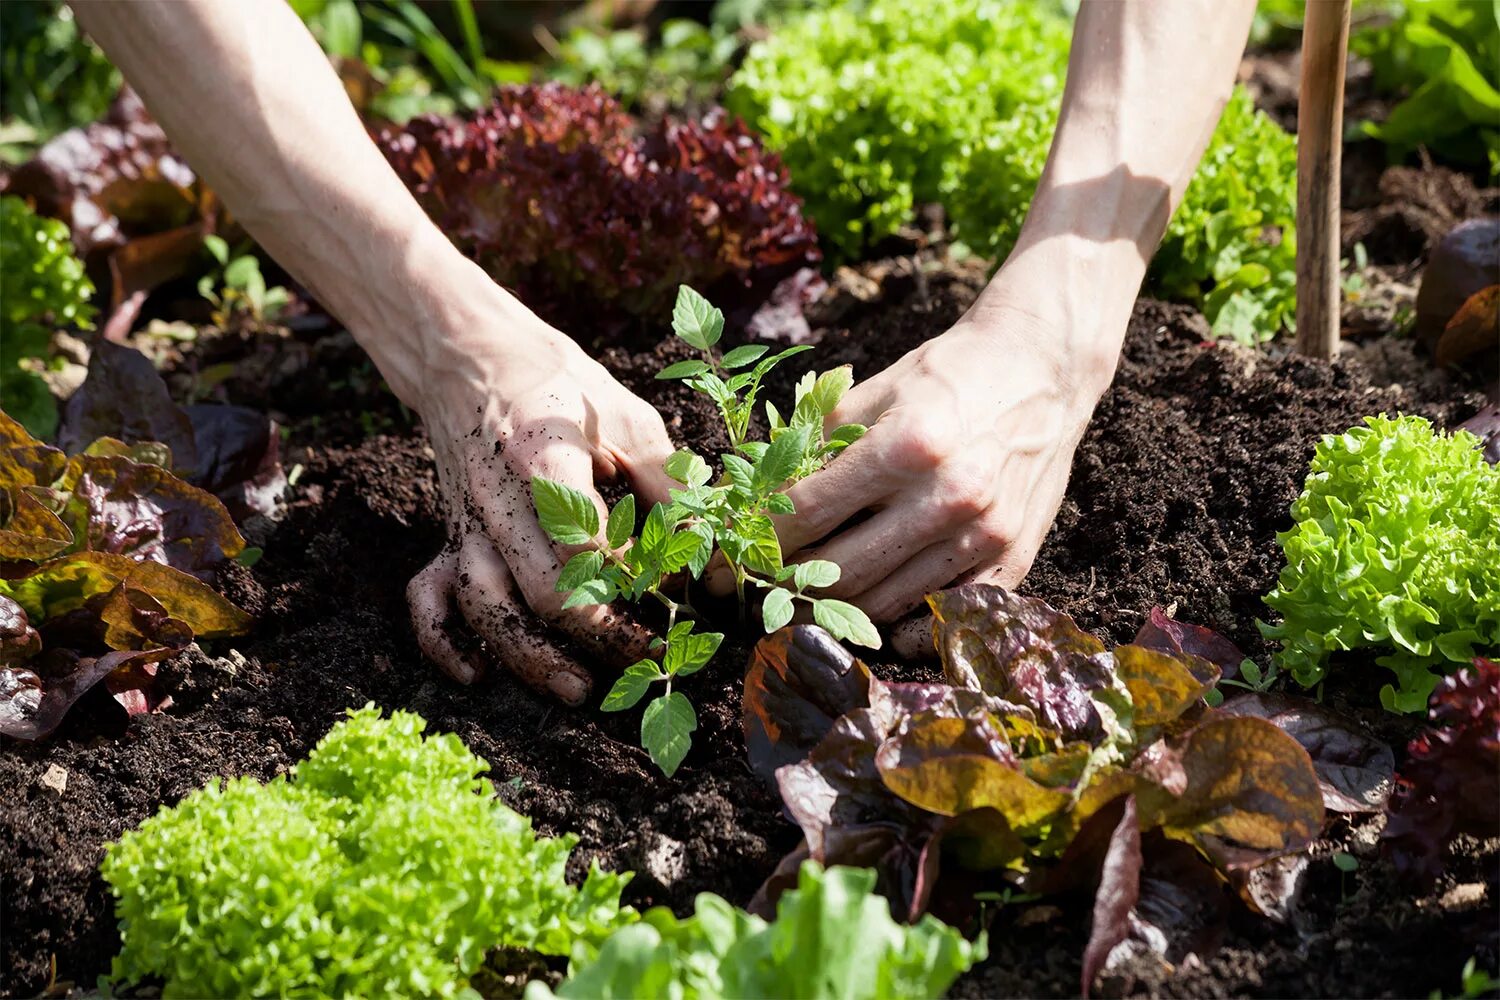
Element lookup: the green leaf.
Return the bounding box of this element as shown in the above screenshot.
[684,522,715,578]
[661,529,705,574]
[641,692,697,777]
[664,627,723,676]
[531,477,599,545]
[658,360,711,380]
[602,661,661,711]
[793,560,840,591]
[223,255,260,290]
[722,454,755,498]
[690,371,734,406]
[561,576,617,609]
[753,425,811,494]
[807,366,855,417]
[723,514,782,576]
[671,285,723,351]
[765,492,796,515]
[762,587,795,632]
[665,449,712,488]
[813,598,881,648]
[606,495,636,550]
[557,550,605,592]
[202,234,230,265]
[720,344,769,369]
[827,424,868,449]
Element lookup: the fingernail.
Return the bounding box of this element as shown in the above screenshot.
[550,670,590,706]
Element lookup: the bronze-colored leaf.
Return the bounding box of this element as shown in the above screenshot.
[57,341,198,472]
[744,625,872,781]
[1219,692,1394,813]
[0,412,67,487]
[1081,795,1142,998]
[2,551,249,638]
[875,714,1068,831]
[1136,716,1323,870]
[928,584,1115,740]
[1436,283,1499,368]
[0,595,40,667]
[0,487,73,562]
[59,452,244,577]
[1132,607,1246,679]
[1113,644,1218,729]
[0,646,173,741]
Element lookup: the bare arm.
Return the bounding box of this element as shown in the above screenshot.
[774,0,1259,652]
[73,0,679,702]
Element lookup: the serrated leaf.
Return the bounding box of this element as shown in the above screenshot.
[658,360,711,380]
[813,598,881,648]
[557,550,605,592]
[685,522,716,578]
[661,529,705,573]
[671,285,723,350]
[561,576,617,609]
[766,400,785,431]
[723,514,782,576]
[762,587,795,632]
[808,366,855,416]
[690,371,733,406]
[664,627,723,676]
[794,560,841,591]
[792,370,817,406]
[765,492,796,515]
[665,449,712,488]
[606,495,636,550]
[531,476,599,545]
[642,691,697,777]
[721,344,769,369]
[602,661,661,711]
[722,453,755,498]
[828,424,867,449]
[737,441,769,463]
[754,425,811,494]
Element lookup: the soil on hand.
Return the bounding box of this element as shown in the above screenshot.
[2,264,1494,997]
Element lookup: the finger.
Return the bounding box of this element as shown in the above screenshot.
[840,533,993,623]
[612,401,681,509]
[407,550,484,684]
[456,538,593,705]
[893,615,935,660]
[774,429,896,555]
[797,500,960,601]
[475,461,654,663]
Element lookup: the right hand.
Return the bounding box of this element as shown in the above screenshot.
[402,296,679,705]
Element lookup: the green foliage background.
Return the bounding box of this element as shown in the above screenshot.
[728,0,1300,345]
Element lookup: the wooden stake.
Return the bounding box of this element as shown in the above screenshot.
[1295,0,1352,359]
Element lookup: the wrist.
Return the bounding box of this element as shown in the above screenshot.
[965,234,1140,398]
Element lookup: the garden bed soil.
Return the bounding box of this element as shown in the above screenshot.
[4,260,1495,998]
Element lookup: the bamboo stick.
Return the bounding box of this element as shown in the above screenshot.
[1294,0,1352,359]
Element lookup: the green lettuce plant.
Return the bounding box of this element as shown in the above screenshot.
[527,862,985,1000]
[102,705,634,999]
[1353,0,1500,175]
[0,194,94,437]
[728,0,1299,344]
[532,285,876,777]
[1261,414,1500,712]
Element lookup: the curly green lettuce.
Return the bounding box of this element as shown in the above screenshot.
[103,706,634,999]
[528,863,984,1000]
[0,195,94,438]
[728,0,1298,343]
[1262,415,1500,712]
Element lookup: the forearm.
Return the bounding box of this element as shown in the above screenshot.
[971,0,1257,384]
[70,0,508,407]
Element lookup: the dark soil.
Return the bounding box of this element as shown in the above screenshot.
[8,188,1500,1000]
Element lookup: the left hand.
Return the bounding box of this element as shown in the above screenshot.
[771,284,1123,658]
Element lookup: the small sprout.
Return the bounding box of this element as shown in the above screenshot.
[531,285,878,776]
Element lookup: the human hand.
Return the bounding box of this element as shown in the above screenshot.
[771,261,1128,658]
[402,293,678,705]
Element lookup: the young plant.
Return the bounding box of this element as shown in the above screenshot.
[198,235,289,325]
[531,285,876,777]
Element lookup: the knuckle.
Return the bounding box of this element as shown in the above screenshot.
[934,470,991,520]
[889,412,952,472]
